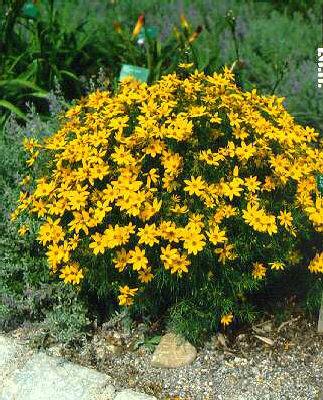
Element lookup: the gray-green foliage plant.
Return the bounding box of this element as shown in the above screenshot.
[0,93,89,344]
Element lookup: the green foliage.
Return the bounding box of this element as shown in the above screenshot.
[0,0,109,123]
[42,296,89,344]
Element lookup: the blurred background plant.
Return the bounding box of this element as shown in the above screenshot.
[0,0,322,127]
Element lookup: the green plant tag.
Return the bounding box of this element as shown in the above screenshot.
[119,64,149,83]
[144,26,159,40]
[137,26,159,45]
[316,174,323,194]
[137,31,146,45]
[21,2,40,19]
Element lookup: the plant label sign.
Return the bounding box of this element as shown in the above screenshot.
[137,26,159,45]
[21,2,40,19]
[119,64,149,83]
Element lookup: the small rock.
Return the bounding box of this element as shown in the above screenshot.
[47,344,64,357]
[114,389,157,400]
[106,344,123,355]
[151,333,197,368]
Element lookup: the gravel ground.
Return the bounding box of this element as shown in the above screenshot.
[9,314,323,400]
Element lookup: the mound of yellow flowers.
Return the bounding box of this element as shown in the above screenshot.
[13,67,323,316]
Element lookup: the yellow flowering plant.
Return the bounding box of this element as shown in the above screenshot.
[13,67,323,341]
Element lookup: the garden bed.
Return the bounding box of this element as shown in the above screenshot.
[7,308,323,400]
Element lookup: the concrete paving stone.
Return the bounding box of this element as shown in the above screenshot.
[114,389,157,400]
[0,352,115,400]
[0,336,31,386]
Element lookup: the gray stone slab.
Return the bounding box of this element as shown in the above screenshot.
[0,352,115,400]
[0,336,31,385]
[114,389,157,400]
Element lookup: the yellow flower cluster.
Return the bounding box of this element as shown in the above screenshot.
[308,252,323,274]
[13,68,323,306]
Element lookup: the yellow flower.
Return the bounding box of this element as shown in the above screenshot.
[243,203,277,235]
[160,245,190,276]
[128,246,148,271]
[269,261,285,270]
[93,200,112,223]
[38,218,65,245]
[235,141,256,161]
[199,149,224,166]
[138,267,154,283]
[264,215,278,236]
[221,313,233,327]
[308,252,323,273]
[34,179,55,198]
[66,185,89,211]
[59,262,83,284]
[170,203,188,214]
[89,232,106,255]
[31,199,47,217]
[18,224,29,236]
[170,253,190,277]
[145,168,160,188]
[159,221,181,243]
[262,176,276,191]
[206,225,227,245]
[118,285,138,306]
[278,210,293,228]
[160,245,179,269]
[215,244,237,264]
[68,210,92,235]
[46,243,70,271]
[182,230,206,255]
[244,176,261,193]
[68,234,79,250]
[178,62,194,69]
[137,223,159,247]
[252,262,266,279]
[184,176,206,196]
[305,197,323,230]
[113,248,130,272]
[222,177,244,200]
[26,150,39,166]
[23,137,39,152]
[189,105,206,118]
